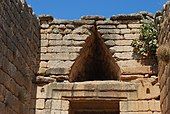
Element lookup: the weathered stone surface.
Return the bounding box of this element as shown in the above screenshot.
[98,29,120,34]
[81,15,106,21]
[110,46,133,52]
[102,34,124,40]
[63,34,89,41]
[121,66,153,74]
[45,68,70,75]
[117,60,142,67]
[117,24,127,29]
[47,60,74,68]
[110,13,143,20]
[97,25,116,29]
[72,26,91,35]
[128,24,142,28]
[124,34,140,39]
[48,34,62,40]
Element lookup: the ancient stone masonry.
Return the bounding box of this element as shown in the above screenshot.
[157,1,170,114]
[36,13,161,114]
[1,0,169,114]
[38,13,158,83]
[0,0,40,114]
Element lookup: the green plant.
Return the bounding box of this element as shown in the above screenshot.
[131,19,158,58]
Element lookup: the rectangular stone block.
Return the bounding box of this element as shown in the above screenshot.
[117,24,127,29]
[128,24,142,28]
[138,100,149,111]
[102,34,124,40]
[121,66,152,74]
[110,46,133,52]
[36,99,45,109]
[124,34,140,39]
[48,34,62,40]
[117,60,142,67]
[63,34,89,41]
[97,25,116,29]
[113,52,134,60]
[41,40,48,47]
[98,29,120,34]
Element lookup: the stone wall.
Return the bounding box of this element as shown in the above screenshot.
[0,0,40,114]
[36,14,161,114]
[157,1,170,114]
[38,13,157,83]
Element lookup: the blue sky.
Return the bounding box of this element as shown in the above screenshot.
[27,0,167,19]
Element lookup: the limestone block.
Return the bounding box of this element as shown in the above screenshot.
[127,101,139,111]
[49,53,79,60]
[47,60,74,68]
[38,68,47,74]
[40,61,48,68]
[41,24,49,28]
[127,91,138,100]
[128,24,142,28]
[117,24,127,29]
[40,53,52,60]
[63,34,89,41]
[36,99,45,109]
[45,68,70,75]
[36,85,48,99]
[149,100,160,111]
[66,24,75,29]
[121,66,152,75]
[48,46,82,53]
[120,101,128,111]
[52,91,72,99]
[68,47,82,52]
[72,41,85,46]
[61,111,69,114]
[41,47,47,53]
[120,29,131,34]
[35,110,44,114]
[61,100,70,111]
[97,25,116,29]
[130,29,140,33]
[98,29,120,34]
[102,34,124,40]
[51,100,61,110]
[117,60,142,67]
[113,52,134,60]
[52,53,70,60]
[51,110,61,114]
[44,100,52,109]
[72,26,91,35]
[114,40,133,46]
[49,40,72,46]
[48,34,62,40]
[110,46,133,52]
[104,40,115,46]
[124,34,140,39]
[121,75,144,81]
[138,100,149,111]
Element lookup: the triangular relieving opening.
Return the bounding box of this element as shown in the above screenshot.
[69,28,120,82]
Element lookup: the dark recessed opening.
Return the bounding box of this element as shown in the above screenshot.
[146,88,150,94]
[69,100,120,114]
[69,35,120,82]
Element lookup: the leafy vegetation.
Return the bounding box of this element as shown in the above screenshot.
[131,19,158,58]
